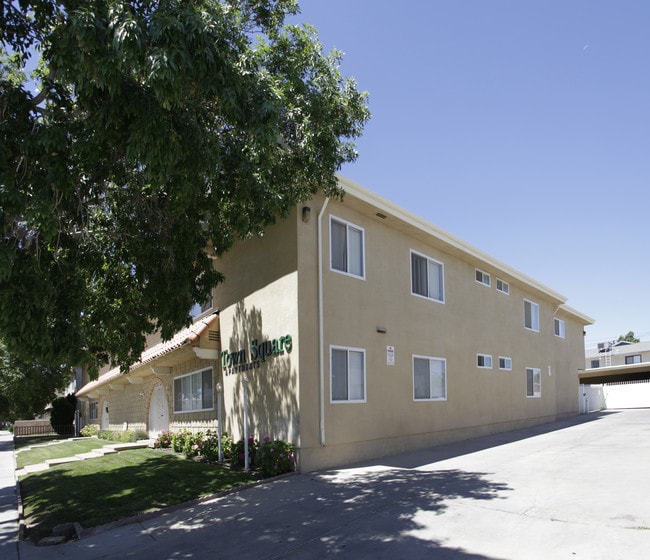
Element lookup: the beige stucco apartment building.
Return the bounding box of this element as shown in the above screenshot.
[76,176,594,471]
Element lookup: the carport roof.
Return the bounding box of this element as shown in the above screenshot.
[579,361,650,384]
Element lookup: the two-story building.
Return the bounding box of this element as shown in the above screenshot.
[76,175,594,471]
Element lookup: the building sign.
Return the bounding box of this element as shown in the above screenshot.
[221,334,293,376]
[387,345,395,366]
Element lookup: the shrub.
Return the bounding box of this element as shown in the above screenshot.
[98,430,115,441]
[171,430,192,453]
[231,437,258,469]
[255,437,296,477]
[80,425,99,437]
[200,430,221,462]
[182,432,205,458]
[153,430,173,449]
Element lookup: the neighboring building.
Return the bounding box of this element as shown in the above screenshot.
[76,176,593,471]
[585,340,650,370]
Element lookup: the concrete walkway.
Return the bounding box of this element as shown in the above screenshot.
[6,410,650,559]
[0,431,19,560]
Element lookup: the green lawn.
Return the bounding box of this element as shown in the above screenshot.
[19,446,261,542]
[16,439,107,468]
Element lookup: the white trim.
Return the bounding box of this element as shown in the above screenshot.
[330,345,366,403]
[410,249,445,304]
[554,318,566,339]
[526,367,542,398]
[498,356,513,371]
[173,367,214,414]
[475,268,491,287]
[477,353,493,369]
[524,299,540,333]
[412,354,447,401]
[329,215,366,280]
[496,278,510,295]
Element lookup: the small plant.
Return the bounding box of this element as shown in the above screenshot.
[171,430,191,453]
[153,430,173,449]
[231,437,258,469]
[98,430,115,441]
[182,432,205,459]
[255,437,296,477]
[80,425,99,437]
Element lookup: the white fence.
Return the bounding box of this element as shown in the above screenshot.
[580,379,650,412]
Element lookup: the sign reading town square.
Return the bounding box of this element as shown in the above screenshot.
[221,334,293,376]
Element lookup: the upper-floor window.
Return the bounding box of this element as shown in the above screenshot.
[331,346,366,402]
[411,251,444,303]
[496,278,510,295]
[524,300,540,332]
[625,355,642,365]
[526,367,541,397]
[413,355,447,400]
[499,356,513,370]
[554,318,565,338]
[330,217,365,279]
[190,296,213,319]
[475,269,491,287]
[477,354,493,369]
[174,367,214,413]
[591,359,600,368]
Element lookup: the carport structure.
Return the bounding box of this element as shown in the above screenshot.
[579,362,650,384]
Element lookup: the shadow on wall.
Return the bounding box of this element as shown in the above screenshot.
[226,302,299,443]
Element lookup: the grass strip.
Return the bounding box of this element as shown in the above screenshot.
[19,448,260,541]
[16,439,107,468]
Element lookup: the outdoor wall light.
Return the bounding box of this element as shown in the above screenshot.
[376,326,387,334]
[302,206,311,222]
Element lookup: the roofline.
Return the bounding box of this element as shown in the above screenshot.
[579,361,650,383]
[337,175,594,324]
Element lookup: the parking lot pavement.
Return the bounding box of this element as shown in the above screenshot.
[16,409,650,559]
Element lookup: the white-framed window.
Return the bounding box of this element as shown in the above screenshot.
[477,354,493,369]
[524,300,540,332]
[190,296,213,319]
[499,356,513,370]
[173,367,214,413]
[475,269,491,287]
[526,367,541,397]
[89,401,98,421]
[554,318,565,338]
[411,250,444,303]
[496,278,510,295]
[331,346,366,402]
[413,355,447,401]
[330,216,365,279]
[625,355,642,365]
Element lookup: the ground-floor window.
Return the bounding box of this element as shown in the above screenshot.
[413,355,447,401]
[89,401,98,420]
[331,346,366,402]
[526,367,541,397]
[173,367,214,413]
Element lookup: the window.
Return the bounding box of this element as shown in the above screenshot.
[524,300,540,332]
[526,367,541,397]
[413,356,447,400]
[475,269,491,287]
[173,368,214,413]
[89,401,98,421]
[411,251,444,302]
[477,354,493,369]
[330,217,365,278]
[499,356,513,370]
[625,355,642,365]
[591,359,600,368]
[331,346,366,402]
[554,318,565,338]
[190,296,213,319]
[496,278,510,295]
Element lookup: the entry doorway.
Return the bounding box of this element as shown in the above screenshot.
[101,400,109,431]
[149,384,170,438]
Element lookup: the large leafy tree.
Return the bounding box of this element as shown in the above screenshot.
[0,0,369,380]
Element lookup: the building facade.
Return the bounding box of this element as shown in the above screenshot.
[76,176,593,471]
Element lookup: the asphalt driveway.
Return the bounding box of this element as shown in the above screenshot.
[17,409,650,559]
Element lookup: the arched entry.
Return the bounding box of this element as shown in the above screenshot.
[149,384,170,438]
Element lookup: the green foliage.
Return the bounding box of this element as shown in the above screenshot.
[231,437,259,469]
[0,1,370,376]
[97,429,146,442]
[49,395,77,434]
[171,430,192,453]
[80,424,99,437]
[255,437,296,477]
[0,341,71,420]
[153,430,173,449]
[618,331,640,343]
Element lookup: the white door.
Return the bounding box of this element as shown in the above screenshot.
[101,400,109,431]
[149,384,170,438]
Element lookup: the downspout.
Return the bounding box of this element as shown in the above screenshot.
[318,197,330,446]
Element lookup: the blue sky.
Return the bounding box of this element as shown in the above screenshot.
[291,1,650,348]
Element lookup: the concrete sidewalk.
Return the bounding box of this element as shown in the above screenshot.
[9,410,650,559]
[0,431,19,560]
